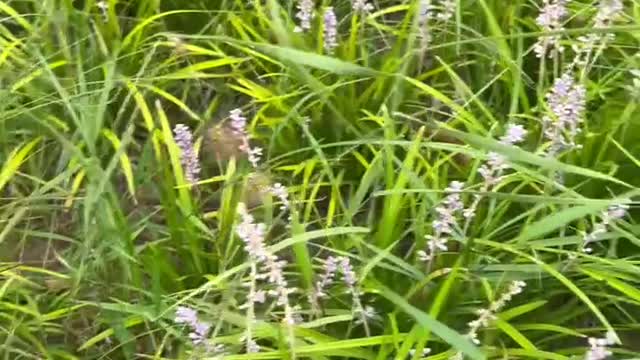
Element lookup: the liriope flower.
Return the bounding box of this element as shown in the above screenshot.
[450,281,526,359]
[582,202,629,253]
[571,0,624,68]
[236,203,296,352]
[352,0,374,13]
[534,0,569,58]
[295,0,314,32]
[476,124,528,187]
[174,306,211,346]
[542,72,586,156]
[323,7,338,53]
[270,182,292,225]
[229,109,263,168]
[585,331,617,360]
[173,124,201,185]
[418,181,464,262]
[417,0,456,48]
[311,256,339,302]
[436,0,456,22]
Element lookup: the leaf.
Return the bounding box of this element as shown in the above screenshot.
[102,129,136,202]
[580,268,640,304]
[253,43,378,76]
[0,1,33,33]
[515,203,610,243]
[11,60,67,93]
[77,316,144,351]
[0,137,41,192]
[494,318,537,351]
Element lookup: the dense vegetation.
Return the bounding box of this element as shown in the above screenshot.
[0,0,639,359]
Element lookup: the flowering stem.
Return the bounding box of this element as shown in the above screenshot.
[245,262,258,353]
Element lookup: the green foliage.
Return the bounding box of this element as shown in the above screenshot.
[0,0,638,359]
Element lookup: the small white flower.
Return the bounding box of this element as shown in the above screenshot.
[534,0,568,57]
[352,0,374,13]
[409,347,432,358]
[295,0,315,32]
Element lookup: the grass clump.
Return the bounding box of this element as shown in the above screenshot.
[0,0,639,359]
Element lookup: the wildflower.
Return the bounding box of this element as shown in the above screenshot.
[228,109,263,168]
[419,181,464,261]
[270,182,292,226]
[585,331,617,360]
[338,257,370,327]
[499,124,528,144]
[173,124,201,184]
[409,348,432,358]
[174,306,210,346]
[295,0,314,32]
[189,322,211,345]
[313,256,339,300]
[571,0,624,67]
[352,0,374,13]
[175,306,199,326]
[355,305,379,324]
[582,202,629,253]
[542,72,586,156]
[323,7,338,53]
[418,0,455,47]
[593,0,624,30]
[436,0,456,22]
[270,183,290,212]
[236,203,296,351]
[247,147,263,168]
[534,0,569,58]
[449,280,525,360]
[476,124,528,187]
[229,108,247,137]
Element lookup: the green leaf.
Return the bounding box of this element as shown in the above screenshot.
[0,137,41,192]
[253,43,378,76]
[377,284,485,360]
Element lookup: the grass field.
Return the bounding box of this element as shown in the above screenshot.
[0,0,639,359]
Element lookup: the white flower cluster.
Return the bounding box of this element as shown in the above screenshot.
[236,203,296,353]
[311,256,374,327]
[324,7,339,53]
[418,181,465,262]
[294,0,314,32]
[352,0,374,13]
[417,0,456,48]
[585,331,617,360]
[582,202,629,253]
[542,72,586,156]
[229,109,263,168]
[450,281,526,360]
[478,124,528,186]
[534,0,569,58]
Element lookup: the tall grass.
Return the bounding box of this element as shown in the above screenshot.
[0,0,638,359]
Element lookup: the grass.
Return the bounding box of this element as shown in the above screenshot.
[0,0,639,359]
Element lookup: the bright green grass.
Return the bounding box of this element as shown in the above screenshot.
[0,0,639,359]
